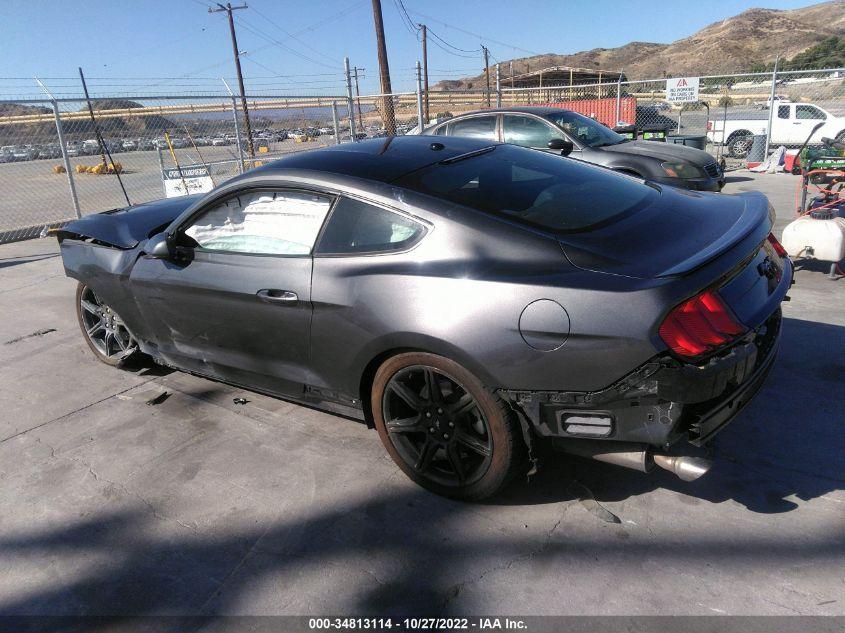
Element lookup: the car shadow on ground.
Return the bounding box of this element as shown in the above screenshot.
[1,320,842,619]
[496,316,845,514]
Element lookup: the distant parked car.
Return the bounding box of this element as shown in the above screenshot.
[635,106,678,131]
[122,140,138,151]
[211,137,229,146]
[38,144,63,159]
[425,106,723,191]
[82,140,101,155]
[12,145,38,161]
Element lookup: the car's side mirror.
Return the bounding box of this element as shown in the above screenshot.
[548,138,574,156]
[145,233,171,259]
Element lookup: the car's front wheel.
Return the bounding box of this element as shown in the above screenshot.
[371,352,523,500]
[75,282,138,367]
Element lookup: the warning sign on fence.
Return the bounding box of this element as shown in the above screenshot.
[162,165,214,198]
[666,77,700,103]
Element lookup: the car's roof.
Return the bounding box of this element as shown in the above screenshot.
[248,135,499,183]
[444,106,572,118]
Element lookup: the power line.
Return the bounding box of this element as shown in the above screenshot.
[392,0,419,37]
[235,17,342,70]
[404,7,541,56]
[249,3,340,65]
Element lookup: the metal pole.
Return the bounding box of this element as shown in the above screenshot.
[35,79,81,219]
[344,57,358,141]
[78,67,130,206]
[495,64,501,108]
[764,54,780,160]
[421,24,429,122]
[222,78,245,173]
[331,101,341,145]
[615,75,622,124]
[415,61,425,133]
[353,67,364,132]
[157,148,167,197]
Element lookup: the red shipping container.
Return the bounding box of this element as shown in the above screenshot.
[535,97,636,128]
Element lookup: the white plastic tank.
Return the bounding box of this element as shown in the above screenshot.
[781,216,845,261]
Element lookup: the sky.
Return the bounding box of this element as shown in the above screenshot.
[1,0,826,98]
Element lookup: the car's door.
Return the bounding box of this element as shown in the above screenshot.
[129,187,334,396]
[439,114,500,141]
[773,104,792,143]
[789,104,827,144]
[501,113,570,153]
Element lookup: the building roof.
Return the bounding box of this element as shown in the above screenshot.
[508,65,625,88]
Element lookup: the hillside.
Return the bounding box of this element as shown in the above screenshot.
[436,0,845,88]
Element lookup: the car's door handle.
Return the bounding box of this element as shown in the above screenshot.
[256,289,298,304]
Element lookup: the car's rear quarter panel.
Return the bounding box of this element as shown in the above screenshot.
[309,196,671,399]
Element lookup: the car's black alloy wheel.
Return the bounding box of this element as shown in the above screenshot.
[372,352,522,500]
[75,282,137,366]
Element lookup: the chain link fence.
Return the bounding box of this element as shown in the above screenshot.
[0,94,351,243]
[2,67,845,244]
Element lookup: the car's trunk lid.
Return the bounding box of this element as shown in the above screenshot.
[558,188,771,280]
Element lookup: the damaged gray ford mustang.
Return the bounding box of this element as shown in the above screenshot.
[56,136,791,500]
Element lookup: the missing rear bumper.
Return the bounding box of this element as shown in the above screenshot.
[498,309,782,449]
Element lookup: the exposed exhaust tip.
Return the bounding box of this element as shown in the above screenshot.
[652,454,713,482]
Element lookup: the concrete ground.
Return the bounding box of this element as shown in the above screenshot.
[0,170,843,617]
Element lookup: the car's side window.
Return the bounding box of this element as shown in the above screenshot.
[183,189,333,256]
[502,114,564,148]
[777,105,790,119]
[316,197,425,255]
[447,115,497,140]
[796,105,826,120]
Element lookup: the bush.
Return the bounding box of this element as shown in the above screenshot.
[718,95,735,107]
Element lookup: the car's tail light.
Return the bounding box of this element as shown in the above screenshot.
[767,232,788,258]
[659,289,746,359]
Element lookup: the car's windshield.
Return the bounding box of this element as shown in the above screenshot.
[546,110,627,148]
[396,144,656,233]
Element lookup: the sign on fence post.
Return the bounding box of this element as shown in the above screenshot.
[161,166,214,198]
[666,77,700,103]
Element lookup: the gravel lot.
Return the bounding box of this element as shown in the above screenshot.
[0,170,843,617]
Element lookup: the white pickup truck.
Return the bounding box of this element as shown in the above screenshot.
[707,102,845,158]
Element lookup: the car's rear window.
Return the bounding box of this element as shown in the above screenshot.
[396,144,656,232]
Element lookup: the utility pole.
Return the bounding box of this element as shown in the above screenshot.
[509,61,514,88]
[209,3,254,158]
[352,66,365,132]
[420,24,429,122]
[482,45,491,107]
[370,0,396,135]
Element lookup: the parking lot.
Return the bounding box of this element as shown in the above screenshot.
[0,170,843,616]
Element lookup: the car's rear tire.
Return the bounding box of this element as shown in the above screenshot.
[371,352,523,501]
[75,282,138,367]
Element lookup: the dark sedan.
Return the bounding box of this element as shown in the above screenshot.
[56,136,790,500]
[424,106,725,192]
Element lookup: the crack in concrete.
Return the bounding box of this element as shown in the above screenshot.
[41,439,200,533]
[440,500,576,610]
[0,376,159,445]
